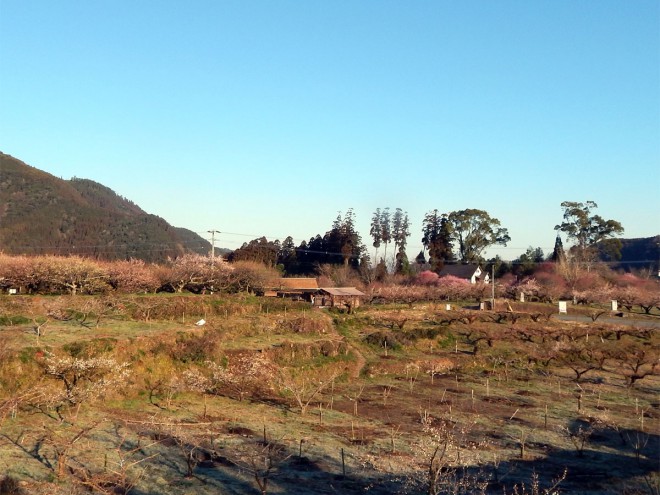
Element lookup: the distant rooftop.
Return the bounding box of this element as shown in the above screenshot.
[320,287,365,296]
[277,278,319,290]
[438,264,481,279]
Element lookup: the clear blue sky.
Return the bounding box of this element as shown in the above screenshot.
[1,0,658,260]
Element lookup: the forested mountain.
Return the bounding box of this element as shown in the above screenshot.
[609,236,660,273]
[0,152,210,262]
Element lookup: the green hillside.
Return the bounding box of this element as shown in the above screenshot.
[0,152,210,262]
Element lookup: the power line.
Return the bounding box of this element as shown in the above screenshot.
[2,243,656,267]
[2,228,656,266]
[4,239,210,251]
[0,241,211,258]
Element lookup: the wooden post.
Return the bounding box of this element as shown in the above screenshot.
[341,448,346,477]
[577,392,582,413]
[491,264,495,309]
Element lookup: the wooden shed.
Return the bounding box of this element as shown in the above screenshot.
[316,287,365,312]
[264,278,319,301]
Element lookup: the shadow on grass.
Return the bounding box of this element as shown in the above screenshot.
[186,422,659,495]
[483,419,658,494]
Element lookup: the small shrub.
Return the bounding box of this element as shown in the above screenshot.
[364,331,409,350]
[0,315,30,326]
[0,475,24,495]
[62,337,117,358]
[437,331,457,349]
[407,327,442,340]
[18,347,45,364]
[169,331,219,363]
[319,340,338,357]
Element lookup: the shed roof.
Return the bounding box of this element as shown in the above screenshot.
[320,287,365,296]
[277,278,319,290]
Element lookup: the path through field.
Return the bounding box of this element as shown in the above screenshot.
[348,344,366,379]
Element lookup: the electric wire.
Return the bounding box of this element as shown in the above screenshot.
[1,230,657,266]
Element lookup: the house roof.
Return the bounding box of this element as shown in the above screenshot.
[438,264,481,280]
[320,287,365,296]
[277,278,319,290]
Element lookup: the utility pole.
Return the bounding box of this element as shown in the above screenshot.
[208,230,220,260]
[491,263,495,310]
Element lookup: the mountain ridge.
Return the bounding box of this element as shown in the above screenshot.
[0,152,210,262]
[610,235,660,273]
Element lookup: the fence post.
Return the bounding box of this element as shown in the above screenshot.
[341,448,346,477]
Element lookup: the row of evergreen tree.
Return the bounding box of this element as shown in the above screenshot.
[228,209,368,275]
[228,200,630,278]
[228,207,520,276]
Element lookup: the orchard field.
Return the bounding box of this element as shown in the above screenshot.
[0,292,658,495]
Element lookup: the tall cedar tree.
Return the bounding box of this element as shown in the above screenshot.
[278,236,298,273]
[370,208,383,262]
[421,210,454,271]
[229,237,280,267]
[380,208,392,262]
[339,209,368,268]
[292,210,367,271]
[551,234,567,263]
[392,208,411,274]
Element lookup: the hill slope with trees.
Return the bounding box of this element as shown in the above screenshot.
[603,236,660,273]
[0,152,210,262]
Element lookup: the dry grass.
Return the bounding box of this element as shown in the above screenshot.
[0,293,658,494]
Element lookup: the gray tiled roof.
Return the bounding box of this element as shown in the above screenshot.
[438,264,480,279]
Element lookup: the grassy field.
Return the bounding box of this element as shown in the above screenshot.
[0,294,658,494]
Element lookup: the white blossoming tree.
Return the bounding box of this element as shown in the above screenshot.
[42,353,131,418]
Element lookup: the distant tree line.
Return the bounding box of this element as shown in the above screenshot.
[228,206,514,277]
[229,209,368,275]
[0,200,636,296]
[223,200,630,279]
